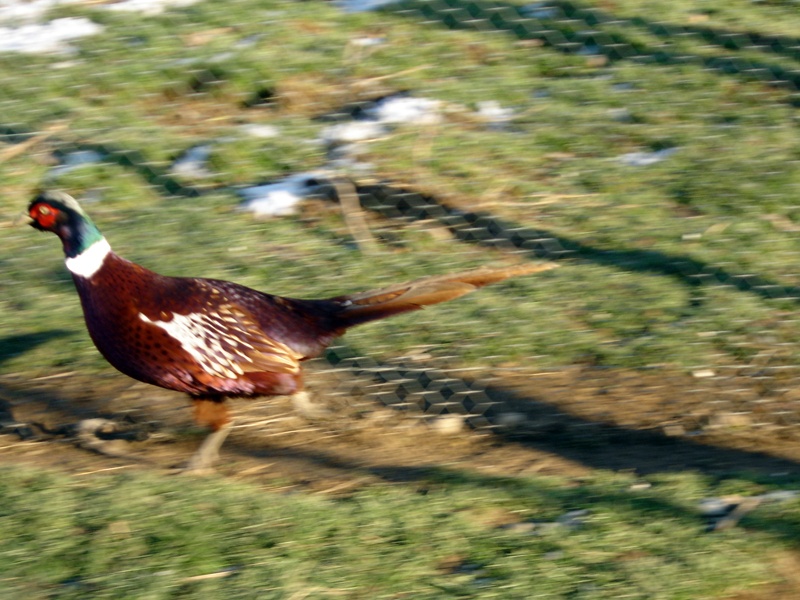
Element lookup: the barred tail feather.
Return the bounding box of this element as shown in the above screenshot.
[331,262,558,329]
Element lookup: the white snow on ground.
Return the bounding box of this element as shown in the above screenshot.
[0,0,80,25]
[476,100,515,128]
[244,92,516,218]
[103,0,199,16]
[171,144,215,179]
[238,173,328,217]
[519,2,561,20]
[363,95,442,125]
[0,17,102,54]
[350,35,386,48]
[238,123,280,139]
[321,93,515,148]
[0,0,101,55]
[321,120,387,145]
[320,94,443,148]
[0,0,202,54]
[618,147,679,167]
[0,0,516,216]
[47,149,105,178]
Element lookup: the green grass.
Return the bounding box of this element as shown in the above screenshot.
[0,465,793,599]
[1,0,800,597]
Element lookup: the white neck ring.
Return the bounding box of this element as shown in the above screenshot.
[65,238,111,278]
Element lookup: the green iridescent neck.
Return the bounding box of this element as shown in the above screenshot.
[63,213,104,259]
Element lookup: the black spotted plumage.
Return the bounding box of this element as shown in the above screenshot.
[28,190,556,471]
[71,257,340,398]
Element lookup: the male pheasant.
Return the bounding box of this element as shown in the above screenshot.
[28,190,556,471]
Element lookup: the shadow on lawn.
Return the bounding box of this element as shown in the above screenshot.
[384,0,800,91]
[0,331,70,369]
[225,355,800,545]
[322,349,800,477]
[358,184,800,303]
[4,0,799,553]
[224,411,800,545]
[7,330,799,481]
[4,333,800,543]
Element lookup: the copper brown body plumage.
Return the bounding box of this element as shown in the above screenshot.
[28,190,557,471]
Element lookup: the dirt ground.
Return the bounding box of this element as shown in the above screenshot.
[2,359,800,487]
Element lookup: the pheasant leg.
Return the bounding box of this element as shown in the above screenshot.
[183,421,233,473]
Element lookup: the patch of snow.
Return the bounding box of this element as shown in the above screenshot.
[238,172,327,217]
[430,414,466,435]
[0,0,82,26]
[207,51,235,64]
[103,0,200,16]
[0,17,103,55]
[320,94,442,148]
[618,147,678,167]
[557,509,589,529]
[234,34,263,48]
[48,148,105,178]
[698,497,733,517]
[758,490,799,502]
[608,107,634,123]
[327,149,375,174]
[691,368,715,378]
[238,124,280,139]
[50,59,82,69]
[476,100,515,128]
[577,43,601,56]
[322,121,386,145]
[365,95,442,125]
[496,412,526,429]
[0,0,203,55]
[701,491,799,515]
[171,144,214,179]
[350,36,386,47]
[62,149,105,166]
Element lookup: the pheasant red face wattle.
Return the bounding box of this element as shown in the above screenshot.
[29,202,60,231]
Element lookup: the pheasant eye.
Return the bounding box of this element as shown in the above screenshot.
[32,203,58,228]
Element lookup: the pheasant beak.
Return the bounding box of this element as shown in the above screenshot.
[13,210,35,228]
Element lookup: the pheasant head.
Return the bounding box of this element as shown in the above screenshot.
[28,190,110,278]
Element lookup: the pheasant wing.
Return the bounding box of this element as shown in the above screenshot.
[138,303,303,382]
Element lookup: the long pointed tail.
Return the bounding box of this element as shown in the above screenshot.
[330,262,558,329]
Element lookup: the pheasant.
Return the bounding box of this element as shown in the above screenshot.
[27,190,556,472]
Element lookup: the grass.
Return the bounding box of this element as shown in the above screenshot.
[0,464,793,599]
[1,0,800,597]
